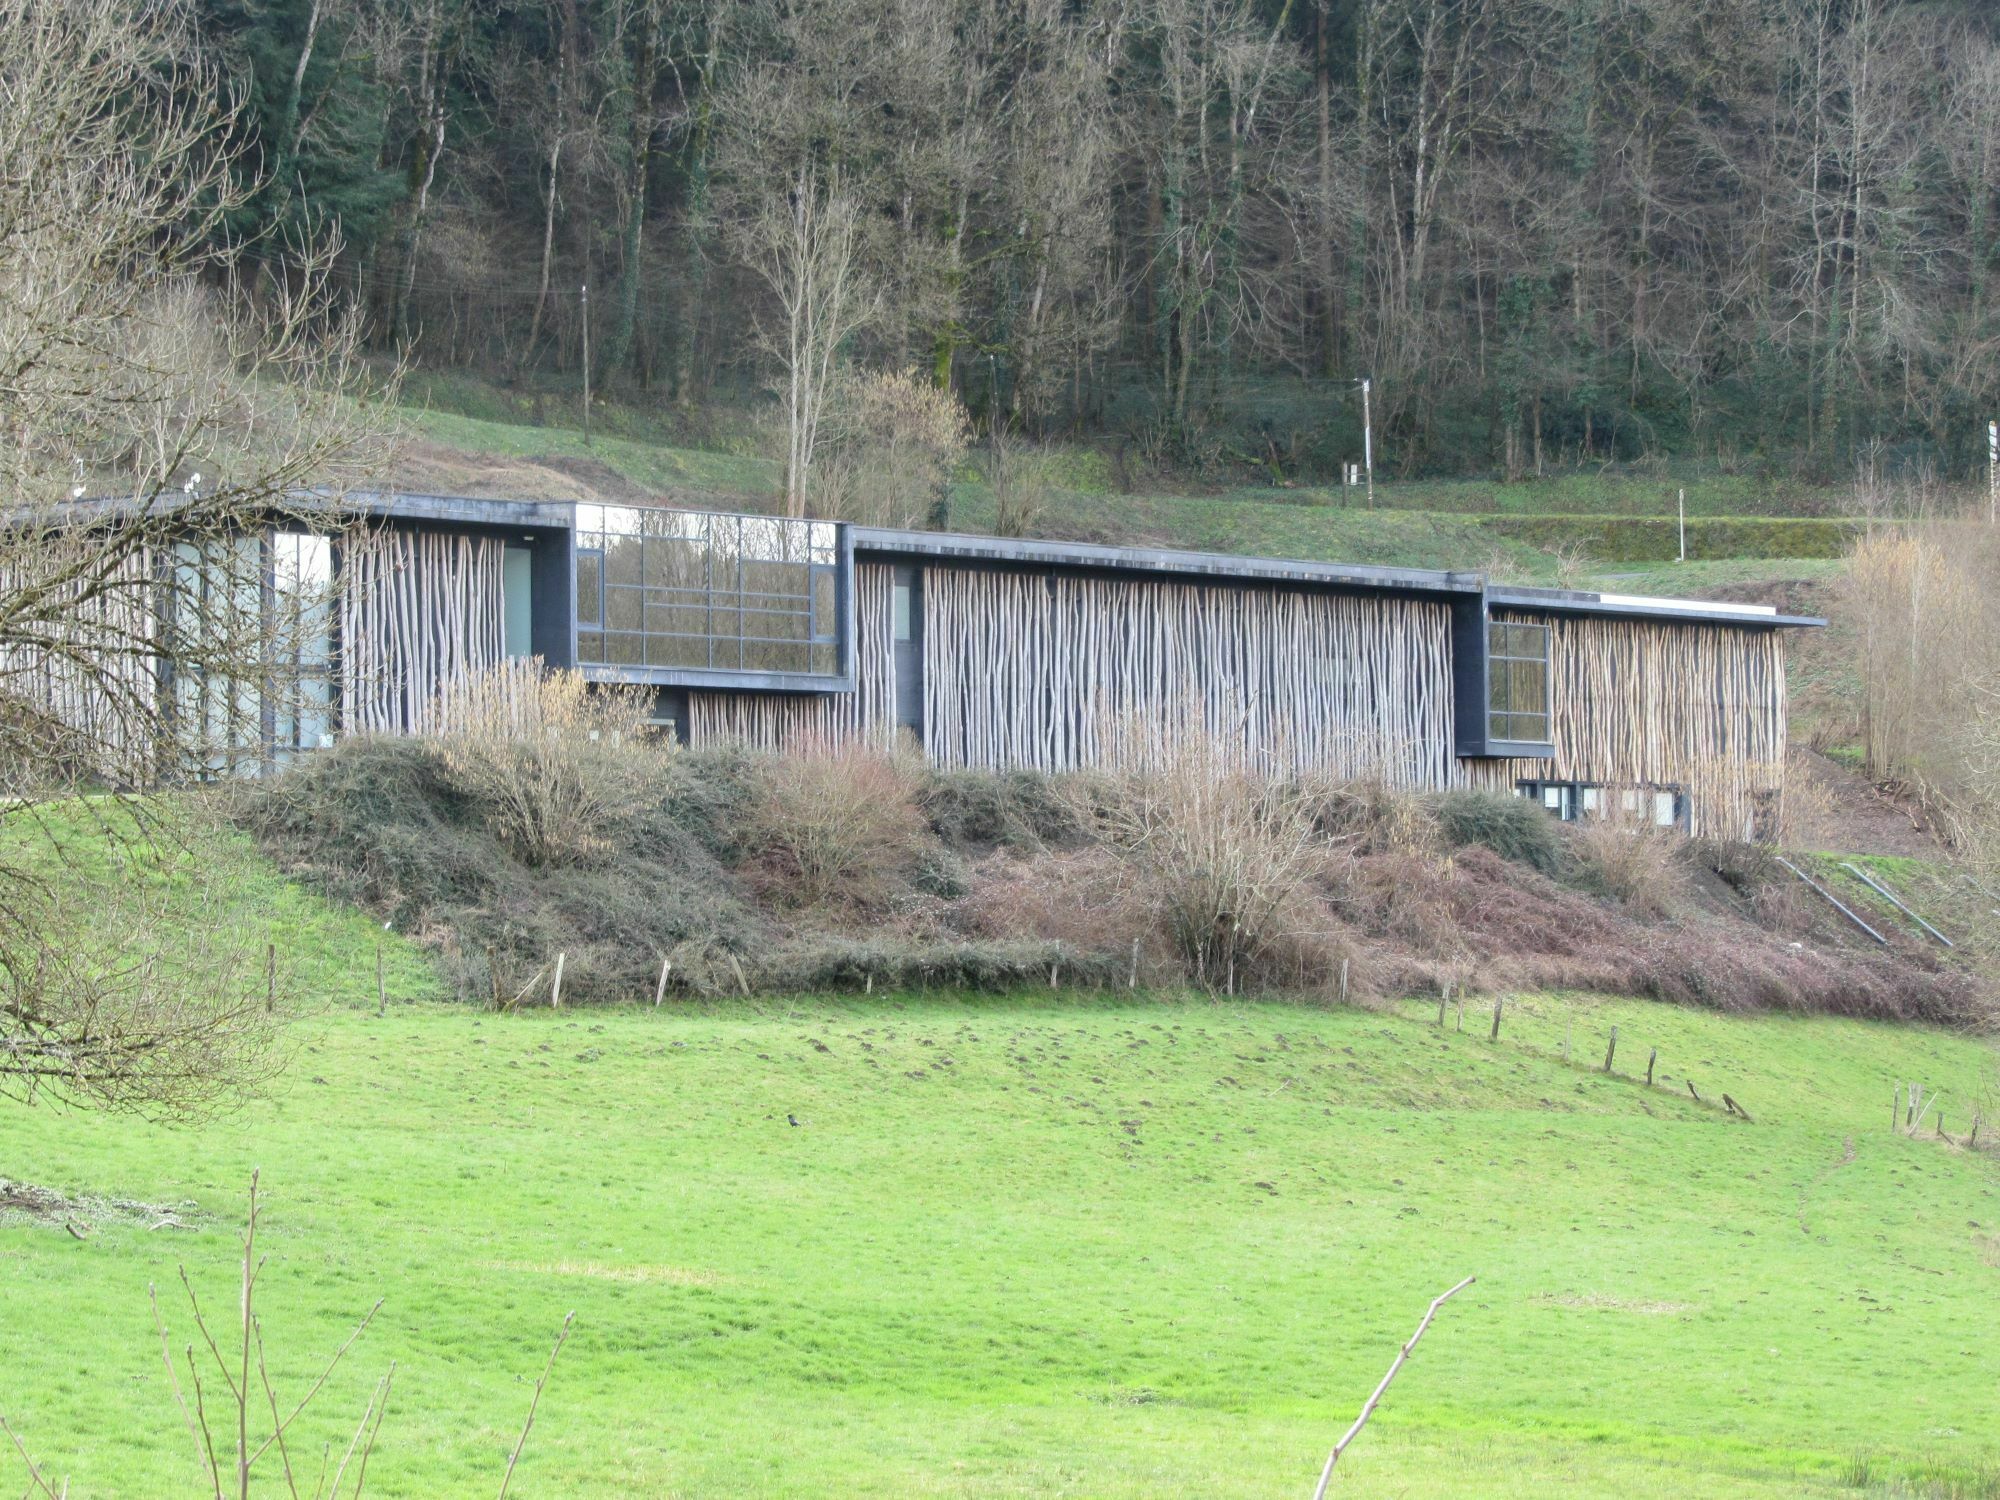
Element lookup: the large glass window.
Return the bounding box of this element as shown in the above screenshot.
[270,532,334,756]
[572,507,841,676]
[1487,620,1549,744]
[169,529,334,773]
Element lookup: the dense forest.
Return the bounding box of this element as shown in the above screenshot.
[205,0,2000,480]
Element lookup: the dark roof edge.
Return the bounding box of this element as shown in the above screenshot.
[340,490,578,530]
[850,525,1484,597]
[853,525,1823,629]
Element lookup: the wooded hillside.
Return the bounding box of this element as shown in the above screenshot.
[209,0,2000,478]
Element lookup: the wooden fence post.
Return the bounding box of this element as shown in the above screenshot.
[265,943,276,1015]
[1489,997,1503,1041]
[1437,987,1448,1026]
[1130,938,1141,990]
[375,937,386,1017]
[1645,1048,1656,1086]
[1603,1026,1617,1074]
[653,957,671,1008]
[550,951,565,1009]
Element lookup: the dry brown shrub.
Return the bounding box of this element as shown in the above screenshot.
[424,661,668,868]
[1567,817,1689,920]
[1337,848,1464,956]
[1381,843,1987,1025]
[1090,741,1355,994]
[749,737,934,909]
[1316,779,1440,857]
[955,847,1150,950]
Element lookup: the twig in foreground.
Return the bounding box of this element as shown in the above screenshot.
[1309,1276,1476,1498]
[498,1312,574,1500]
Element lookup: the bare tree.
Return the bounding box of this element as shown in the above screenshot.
[0,0,394,1118]
[721,146,880,514]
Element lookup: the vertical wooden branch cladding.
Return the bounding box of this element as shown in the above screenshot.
[340,528,508,735]
[686,562,897,748]
[919,566,1455,785]
[1459,611,1787,838]
[684,564,1787,837]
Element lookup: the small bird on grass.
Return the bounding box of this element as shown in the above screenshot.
[787,1114,802,1127]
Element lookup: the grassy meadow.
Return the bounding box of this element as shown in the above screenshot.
[4,974,1998,1497]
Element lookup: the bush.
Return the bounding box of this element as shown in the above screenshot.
[238,734,767,1006]
[424,661,670,868]
[1568,817,1688,919]
[749,739,935,909]
[1433,790,1566,875]
[1094,745,1347,994]
[814,368,971,528]
[919,767,1090,849]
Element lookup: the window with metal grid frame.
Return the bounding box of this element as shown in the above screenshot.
[1487,620,1550,744]
[572,506,842,676]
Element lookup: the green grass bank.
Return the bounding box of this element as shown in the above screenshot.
[3,989,1996,1497]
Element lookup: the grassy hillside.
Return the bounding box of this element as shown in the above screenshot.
[392,389,1883,585]
[4,990,1996,1497]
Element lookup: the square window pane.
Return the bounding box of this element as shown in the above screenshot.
[576,554,602,626]
[893,584,912,642]
[1489,712,1509,740]
[1510,623,1546,659]
[1489,621,1507,654]
[1509,661,1541,710]
[1489,672,1508,711]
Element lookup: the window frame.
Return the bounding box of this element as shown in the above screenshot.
[568,507,852,690]
[1516,779,1685,830]
[1486,619,1551,747]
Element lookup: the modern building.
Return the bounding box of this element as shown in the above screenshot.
[104,492,1817,838]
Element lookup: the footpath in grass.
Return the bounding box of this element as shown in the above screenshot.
[3,988,1997,1498]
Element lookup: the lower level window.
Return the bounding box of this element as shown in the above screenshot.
[1516,780,1683,830]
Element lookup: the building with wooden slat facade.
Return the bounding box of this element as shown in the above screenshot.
[101,493,1824,839]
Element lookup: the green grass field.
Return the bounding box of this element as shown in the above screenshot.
[5,974,1998,1497]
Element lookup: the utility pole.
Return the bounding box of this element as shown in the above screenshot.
[580,282,592,445]
[1678,488,1687,562]
[1361,376,1375,509]
[1988,419,1996,524]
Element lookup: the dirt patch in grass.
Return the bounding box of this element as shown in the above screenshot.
[389,439,658,503]
[1785,749,1946,859]
[0,1178,202,1233]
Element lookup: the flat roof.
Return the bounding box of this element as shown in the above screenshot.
[849,525,1486,599]
[851,525,1823,629]
[173,491,1819,631]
